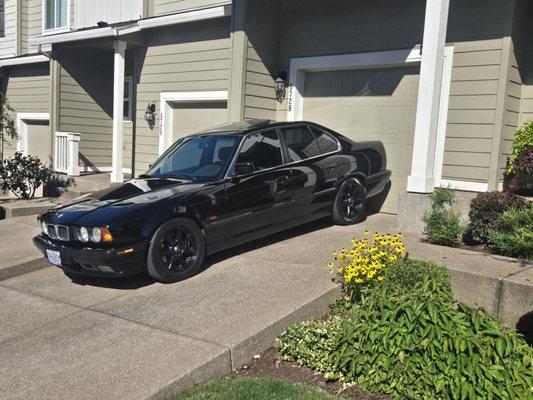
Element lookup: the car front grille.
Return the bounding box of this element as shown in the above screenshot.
[47,224,71,241]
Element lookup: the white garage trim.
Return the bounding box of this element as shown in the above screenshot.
[16,112,50,154]
[287,48,422,122]
[159,91,229,155]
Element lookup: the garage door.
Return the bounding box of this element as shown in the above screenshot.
[25,120,51,165]
[302,66,419,214]
[171,101,228,143]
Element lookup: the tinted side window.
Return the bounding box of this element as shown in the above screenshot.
[280,126,322,162]
[310,126,340,154]
[236,130,283,171]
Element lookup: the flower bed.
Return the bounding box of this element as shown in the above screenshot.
[276,233,533,399]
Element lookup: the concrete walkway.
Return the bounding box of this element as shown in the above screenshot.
[0,214,393,400]
[0,213,531,400]
[0,215,48,281]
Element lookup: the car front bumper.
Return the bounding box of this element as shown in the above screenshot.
[33,235,148,278]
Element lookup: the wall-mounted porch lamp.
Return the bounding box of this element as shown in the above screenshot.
[144,103,156,129]
[275,71,288,103]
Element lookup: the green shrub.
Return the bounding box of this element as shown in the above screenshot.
[422,187,465,247]
[279,272,533,400]
[505,121,533,176]
[0,151,53,199]
[277,316,343,373]
[465,191,527,245]
[330,281,533,399]
[487,205,533,259]
[381,258,451,295]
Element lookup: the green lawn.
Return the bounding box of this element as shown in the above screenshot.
[175,377,337,400]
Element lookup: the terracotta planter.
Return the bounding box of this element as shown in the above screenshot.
[503,174,533,196]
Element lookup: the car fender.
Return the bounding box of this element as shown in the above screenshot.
[334,172,367,192]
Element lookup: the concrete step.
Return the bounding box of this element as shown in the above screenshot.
[0,199,59,219]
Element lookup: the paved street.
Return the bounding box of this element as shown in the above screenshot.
[0,214,396,400]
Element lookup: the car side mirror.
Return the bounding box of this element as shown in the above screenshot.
[234,162,255,176]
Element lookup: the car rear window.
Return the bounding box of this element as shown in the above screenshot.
[310,126,340,154]
[280,126,322,162]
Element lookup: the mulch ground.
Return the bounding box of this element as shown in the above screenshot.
[233,347,389,399]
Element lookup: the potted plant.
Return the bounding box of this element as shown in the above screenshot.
[504,121,533,196]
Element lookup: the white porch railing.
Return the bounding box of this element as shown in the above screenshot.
[54,132,81,176]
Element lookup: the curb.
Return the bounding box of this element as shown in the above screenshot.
[0,258,49,281]
[148,285,341,400]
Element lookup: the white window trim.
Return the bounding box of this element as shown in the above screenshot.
[123,76,133,122]
[42,0,71,35]
[158,91,229,155]
[287,46,454,191]
[16,113,50,154]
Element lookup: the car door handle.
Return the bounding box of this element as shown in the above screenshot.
[276,176,289,186]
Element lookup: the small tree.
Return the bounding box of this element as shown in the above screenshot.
[0,94,18,161]
[0,152,53,199]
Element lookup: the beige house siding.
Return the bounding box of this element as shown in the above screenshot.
[20,0,28,54]
[57,48,114,170]
[134,20,231,174]
[19,0,43,56]
[437,0,512,186]
[27,0,42,38]
[5,63,50,112]
[242,0,279,121]
[442,39,503,184]
[1,62,50,158]
[0,0,17,58]
[154,0,230,16]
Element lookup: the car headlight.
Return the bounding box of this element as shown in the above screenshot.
[79,227,90,242]
[90,227,113,243]
[40,220,48,235]
[91,227,102,243]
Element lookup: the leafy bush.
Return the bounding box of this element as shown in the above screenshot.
[0,152,53,199]
[328,232,405,306]
[487,205,533,259]
[505,121,533,176]
[279,264,533,399]
[515,147,533,176]
[330,281,533,399]
[381,258,451,295]
[465,191,526,245]
[277,316,343,373]
[422,187,465,247]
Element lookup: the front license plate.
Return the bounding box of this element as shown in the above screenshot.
[46,249,62,266]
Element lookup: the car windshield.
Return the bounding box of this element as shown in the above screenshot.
[144,135,240,182]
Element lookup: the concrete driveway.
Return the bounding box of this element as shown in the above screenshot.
[0,214,397,400]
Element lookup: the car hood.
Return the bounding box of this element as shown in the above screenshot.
[41,178,205,225]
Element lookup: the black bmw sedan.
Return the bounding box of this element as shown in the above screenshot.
[34,120,391,283]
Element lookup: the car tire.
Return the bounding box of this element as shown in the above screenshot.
[332,177,367,225]
[146,217,206,283]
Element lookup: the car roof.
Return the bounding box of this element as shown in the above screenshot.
[192,119,318,137]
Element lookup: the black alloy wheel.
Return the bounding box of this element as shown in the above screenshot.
[147,218,205,283]
[332,177,367,225]
[159,225,198,272]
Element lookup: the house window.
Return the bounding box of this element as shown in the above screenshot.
[124,76,133,121]
[45,0,68,31]
[0,0,5,38]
